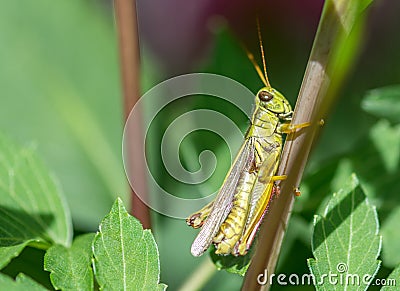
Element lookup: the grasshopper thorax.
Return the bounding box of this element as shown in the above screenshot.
[256,87,292,118]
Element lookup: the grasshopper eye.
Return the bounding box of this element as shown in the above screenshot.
[258,91,273,102]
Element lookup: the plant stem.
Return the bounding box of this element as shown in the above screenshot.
[114,0,151,228]
[177,258,217,291]
[242,0,373,289]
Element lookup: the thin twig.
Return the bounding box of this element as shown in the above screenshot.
[243,0,369,289]
[114,0,151,228]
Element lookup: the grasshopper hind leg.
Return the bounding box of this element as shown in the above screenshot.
[234,177,283,256]
[186,200,214,229]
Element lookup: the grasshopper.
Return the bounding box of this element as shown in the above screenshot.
[187,23,309,257]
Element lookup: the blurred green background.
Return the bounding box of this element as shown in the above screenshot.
[1,0,399,290]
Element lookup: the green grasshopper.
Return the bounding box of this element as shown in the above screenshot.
[187,26,309,257]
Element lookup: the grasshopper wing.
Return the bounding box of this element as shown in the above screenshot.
[190,138,254,256]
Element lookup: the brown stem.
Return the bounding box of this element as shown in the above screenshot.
[114,0,151,228]
[242,0,364,289]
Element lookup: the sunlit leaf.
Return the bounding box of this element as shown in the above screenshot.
[44,234,94,291]
[0,273,47,291]
[0,133,72,268]
[93,198,166,290]
[308,174,381,290]
[0,244,30,270]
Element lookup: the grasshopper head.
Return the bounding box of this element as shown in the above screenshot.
[256,87,292,118]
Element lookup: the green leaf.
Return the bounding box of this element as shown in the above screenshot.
[0,0,127,230]
[0,243,30,270]
[331,159,354,193]
[44,233,94,291]
[308,174,382,290]
[381,207,400,268]
[369,119,400,173]
[362,85,400,123]
[1,246,53,289]
[0,133,72,268]
[381,265,400,290]
[92,198,166,290]
[209,245,252,276]
[0,273,47,291]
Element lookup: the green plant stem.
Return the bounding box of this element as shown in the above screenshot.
[242,0,373,289]
[177,258,217,291]
[114,0,151,228]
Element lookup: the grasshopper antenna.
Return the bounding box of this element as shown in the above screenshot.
[244,17,271,89]
[256,17,271,89]
[246,49,269,88]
